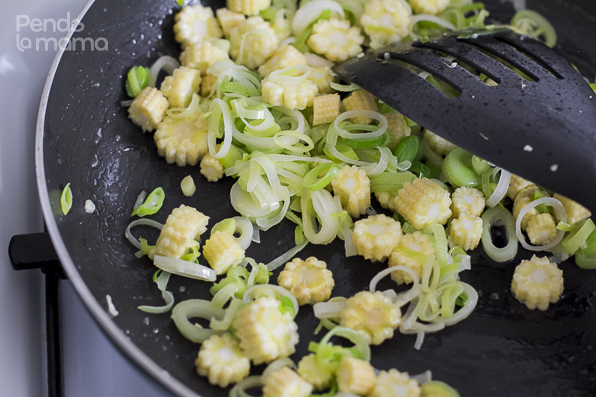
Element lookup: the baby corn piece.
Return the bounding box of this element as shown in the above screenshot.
[308,66,338,94]
[216,8,245,36]
[369,369,420,397]
[352,214,402,262]
[553,193,591,225]
[342,90,378,124]
[336,356,376,395]
[385,112,411,149]
[511,255,564,311]
[360,0,411,49]
[154,114,209,166]
[331,165,371,219]
[297,354,333,391]
[526,213,558,246]
[203,230,245,275]
[277,257,334,305]
[227,0,271,16]
[339,291,401,345]
[160,67,202,108]
[409,0,450,14]
[128,87,169,133]
[423,130,457,156]
[174,4,224,49]
[451,187,485,218]
[195,333,250,388]
[307,18,364,63]
[200,153,225,182]
[262,366,313,397]
[507,173,535,201]
[449,214,483,251]
[393,177,452,229]
[312,94,340,126]
[155,205,209,259]
[180,42,229,75]
[233,296,299,365]
[388,231,435,284]
[258,44,307,78]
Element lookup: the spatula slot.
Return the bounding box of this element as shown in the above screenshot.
[457,41,538,82]
[491,35,564,80]
[417,46,500,87]
[378,54,462,98]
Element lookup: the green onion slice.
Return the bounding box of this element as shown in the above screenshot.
[303,163,339,191]
[481,206,518,262]
[125,66,150,98]
[562,219,595,256]
[511,9,557,48]
[138,270,174,313]
[442,148,481,187]
[131,187,165,217]
[392,135,419,163]
[61,183,73,215]
[171,299,224,343]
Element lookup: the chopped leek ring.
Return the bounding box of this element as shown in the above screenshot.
[392,135,419,164]
[562,219,595,256]
[211,218,237,236]
[481,206,518,262]
[131,187,165,217]
[171,299,224,343]
[317,326,371,362]
[138,270,174,314]
[242,284,299,317]
[420,381,461,397]
[125,66,150,98]
[61,183,72,215]
[180,175,196,197]
[511,9,557,48]
[154,255,216,282]
[302,163,339,191]
[443,148,481,188]
[515,197,567,251]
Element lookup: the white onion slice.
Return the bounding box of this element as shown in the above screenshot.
[153,255,216,282]
[414,329,426,350]
[515,197,567,251]
[292,0,345,35]
[486,169,511,207]
[148,55,180,88]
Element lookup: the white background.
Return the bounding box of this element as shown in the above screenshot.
[1,0,171,395]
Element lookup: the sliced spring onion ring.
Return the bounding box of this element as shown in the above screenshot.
[61,183,72,215]
[242,285,299,317]
[329,82,360,92]
[303,163,339,191]
[138,270,174,314]
[208,99,234,159]
[266,240,309,271]
[481,206,518,262]
[515,197,567,251]
[229,376,263,397]
[370,266,421,307]
[292,0,345,35]
[171,299,224,343]
[232,216,254,250]
[317,326,371,361]
[180,175,196,197]
[442,148,481,187]
[131,187,165,217]
[148,55,180,88]
[562,219,595,255]
[485,169,511,207]
[314,300,347,318]
[261,358,297,382]
[154,255,216,282]
[210,298,244,332]
[511,9,557,48]
[125,218,164,250]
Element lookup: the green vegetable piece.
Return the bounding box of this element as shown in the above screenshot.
[303,163,339,191]
[580,227,596,258]
[212,218,237,236]
[510,9,557,48]
[392,135,419,163]
[409,160,432,179]
[279,295,295,317]
[125,66,150,98]
[60,183,73,215]
[254,264,271,285]
[421,381,461,397]
[562,219,596,256]
[442,148,481,188]
[131,187,165,217]
[176,0,184,6]
[292,9,332,53]
[471,155,489,175]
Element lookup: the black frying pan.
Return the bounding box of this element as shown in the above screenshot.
[37,0,596,396]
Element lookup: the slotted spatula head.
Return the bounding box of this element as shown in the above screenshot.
[333,30,596,211]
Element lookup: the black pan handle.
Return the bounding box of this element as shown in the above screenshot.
[9,232,65,397]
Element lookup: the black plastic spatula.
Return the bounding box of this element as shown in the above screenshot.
[333,30,596,211]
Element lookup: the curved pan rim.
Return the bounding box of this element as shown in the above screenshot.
[34,1,199,395]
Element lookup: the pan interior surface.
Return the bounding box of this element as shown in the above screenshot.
[39,0,596,396]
